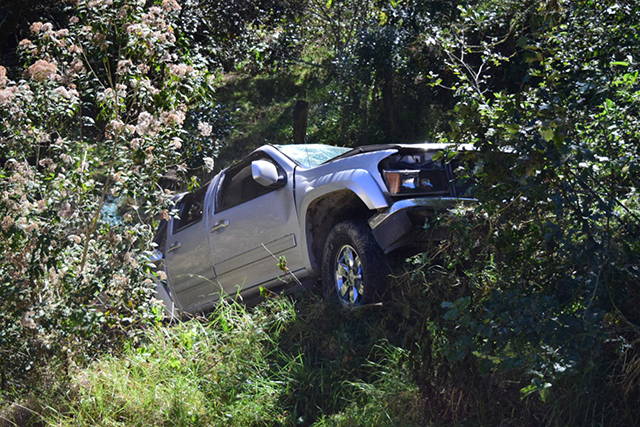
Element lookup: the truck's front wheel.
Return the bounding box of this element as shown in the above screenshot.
[322,221,388,307]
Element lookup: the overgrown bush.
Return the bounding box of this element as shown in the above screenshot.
[392,1,640,424]
[0,0,212,389]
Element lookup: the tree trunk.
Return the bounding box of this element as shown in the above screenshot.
[381,67,401,140]
[293,100,309,144]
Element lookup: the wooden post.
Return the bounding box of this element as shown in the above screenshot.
[293,100,309,144]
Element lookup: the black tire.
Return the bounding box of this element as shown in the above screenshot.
[322,220,388,307]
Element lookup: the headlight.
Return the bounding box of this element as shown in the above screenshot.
[384,169,449,196]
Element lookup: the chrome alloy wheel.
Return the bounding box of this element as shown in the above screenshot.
[334,244,364,306]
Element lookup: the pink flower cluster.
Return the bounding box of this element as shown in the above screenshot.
[162,0,181,13]
[0,66,7,87]
[168,63,195,78]
[0,66,15,105]
[27,59,58,82]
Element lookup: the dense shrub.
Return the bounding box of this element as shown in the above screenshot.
[0,0,211,388]
[392,1,640,423]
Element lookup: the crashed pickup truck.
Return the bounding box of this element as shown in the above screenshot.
[152,143,476,315]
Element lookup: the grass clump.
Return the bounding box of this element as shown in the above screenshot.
[37,293,422,427]
[315,344,424,427]
[48,300,295,426]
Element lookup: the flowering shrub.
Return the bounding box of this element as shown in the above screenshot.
[0,0,211,387]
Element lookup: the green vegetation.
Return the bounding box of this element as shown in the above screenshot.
[4,295,426,426]
[0,0,639,425]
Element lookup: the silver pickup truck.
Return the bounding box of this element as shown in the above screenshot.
[152,143,475,316]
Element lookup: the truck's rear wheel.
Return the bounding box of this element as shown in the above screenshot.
[322,220,388,307]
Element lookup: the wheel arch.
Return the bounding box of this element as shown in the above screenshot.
[302,189,376,274]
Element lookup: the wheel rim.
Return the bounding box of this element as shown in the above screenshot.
[334,244,364,306]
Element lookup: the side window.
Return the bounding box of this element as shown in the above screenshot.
[153,219,168,253]
[172,186,207,234]
[216,154,282,213]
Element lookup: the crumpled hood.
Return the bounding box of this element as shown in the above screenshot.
[327,143,476,163]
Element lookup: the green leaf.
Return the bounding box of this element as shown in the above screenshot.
[605,98,615,110]
[379,11,388,25]
[541,127,555,142]
[539,385,552,403]
[610,61,629,67]
[456,296,471,310]
[516,37,529,49]
[443,307,459,320]
[431,151,444,161]
[520,384,537,398]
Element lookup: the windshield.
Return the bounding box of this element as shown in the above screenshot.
[274,144,351,168]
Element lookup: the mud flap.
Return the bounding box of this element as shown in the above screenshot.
[370,210,413,253]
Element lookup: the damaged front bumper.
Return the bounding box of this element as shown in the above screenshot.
[368,197,477,253]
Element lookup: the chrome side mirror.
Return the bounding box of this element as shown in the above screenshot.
[251,160,285,187]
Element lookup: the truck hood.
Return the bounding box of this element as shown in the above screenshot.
[326,143,476,164]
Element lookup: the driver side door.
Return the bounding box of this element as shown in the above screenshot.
[207,153,304,296]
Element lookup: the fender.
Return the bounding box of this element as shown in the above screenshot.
[296,167,390,275]
[301,168,388,211]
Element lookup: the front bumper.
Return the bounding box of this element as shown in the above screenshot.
[368,197,477,253]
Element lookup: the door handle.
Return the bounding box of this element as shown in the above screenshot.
[211,219,229,233]
[168,242,182,253]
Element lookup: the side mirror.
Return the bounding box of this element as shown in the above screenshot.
[251,160,285,187]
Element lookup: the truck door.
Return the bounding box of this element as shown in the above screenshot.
[163,184,217,312]
[207,152,304,296]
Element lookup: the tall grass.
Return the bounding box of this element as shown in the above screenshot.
[46,299,294,426]
[33,292,422,427]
